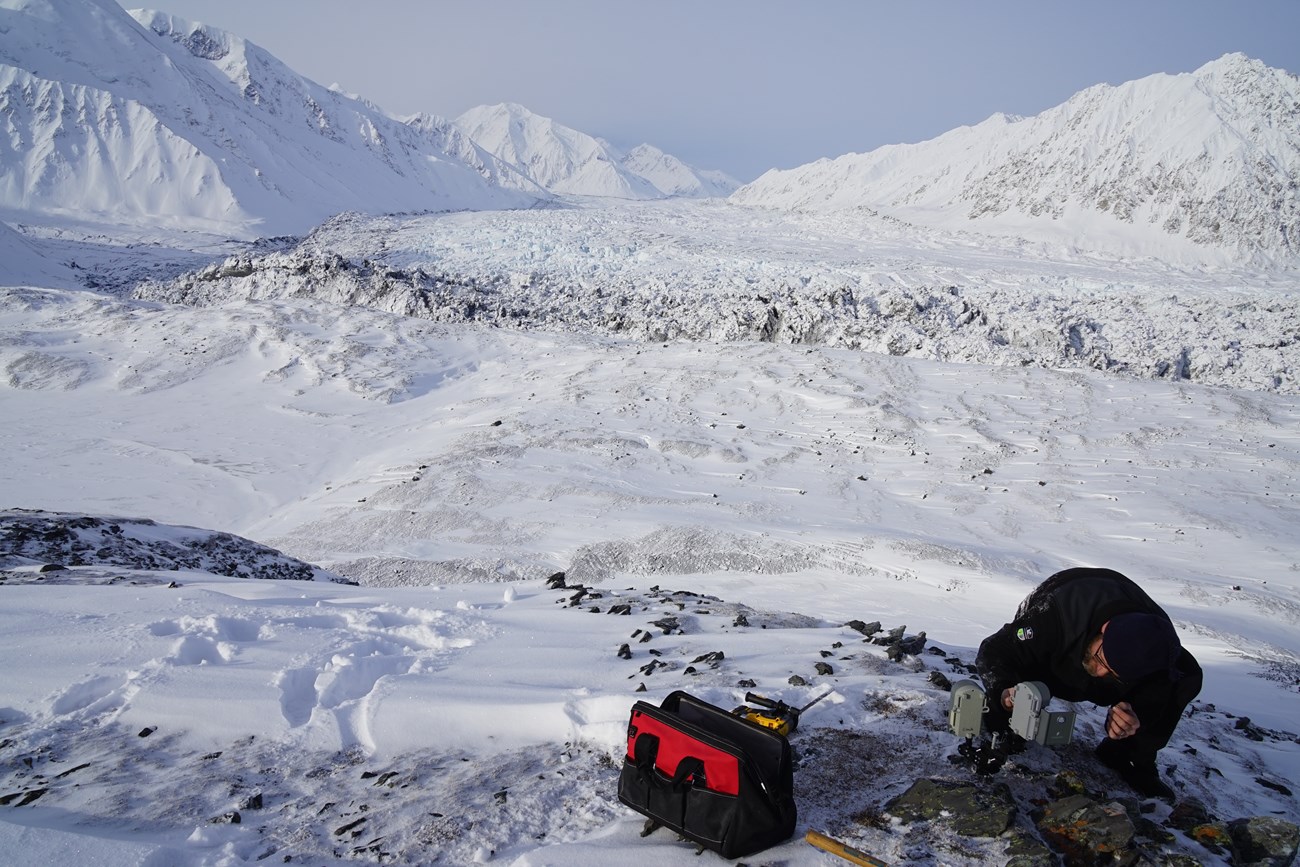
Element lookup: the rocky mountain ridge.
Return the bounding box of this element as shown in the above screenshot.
[0,0,738,237]
[732,54,1300,266]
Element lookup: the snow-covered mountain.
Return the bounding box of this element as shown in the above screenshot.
[620,142,740,198]
[0,0,539,236]
[454,102,738,199]
[731,54,1300,266]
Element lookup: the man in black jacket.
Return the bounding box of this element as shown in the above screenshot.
[976,567,1202,800]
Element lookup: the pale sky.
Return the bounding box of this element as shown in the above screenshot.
[120,1,1300,181]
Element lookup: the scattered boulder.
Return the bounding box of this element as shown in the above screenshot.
[846,619,881,638]
[893,631,927,656]
[927,670,952,691]
[873,625,906,646]
[652,616,680,635]
[1168,797,1212,831]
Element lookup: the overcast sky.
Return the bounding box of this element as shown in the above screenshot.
[120,1,1300,182]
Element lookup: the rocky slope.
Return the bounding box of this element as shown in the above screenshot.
[0,509,347,583]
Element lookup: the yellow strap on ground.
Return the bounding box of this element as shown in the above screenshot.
[805,830,888,867]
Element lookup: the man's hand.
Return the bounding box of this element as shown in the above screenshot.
[1106,702,1141,739]
[1001,687,1015,710]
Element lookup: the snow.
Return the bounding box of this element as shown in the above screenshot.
[1,3,1298,863]
[2,200,1299,863]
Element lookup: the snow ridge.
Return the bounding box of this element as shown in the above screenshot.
[731,54,1300,265]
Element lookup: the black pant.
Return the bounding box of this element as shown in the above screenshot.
[1107,648,1203,764]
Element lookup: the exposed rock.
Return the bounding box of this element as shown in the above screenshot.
[1004,830,1055,867]
[873,625,906,646]
[1190,822,1234,856]
[1167,797,1212,831]
[885,778,1016,838]
[894,631,927,656]
[1036,794,1135,865]
[1228,816,1300,867]
[1048,769,1087,799]
[846,619,882,638]
[0,509,344,583]
[926,670,952,691]
[652,616,680,635]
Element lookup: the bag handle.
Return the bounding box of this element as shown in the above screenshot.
[669,756,707,792]
[632,733,711,792]
[632,732,661,786]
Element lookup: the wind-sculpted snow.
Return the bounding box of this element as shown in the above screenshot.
[133,202,1300,394]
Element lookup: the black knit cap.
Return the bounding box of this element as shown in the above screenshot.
[1102,613,1182,683]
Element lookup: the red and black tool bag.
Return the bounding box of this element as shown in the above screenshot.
[617,690,796,859]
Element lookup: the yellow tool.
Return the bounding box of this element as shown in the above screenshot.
[733,689,830,736]
[805,830,889,866]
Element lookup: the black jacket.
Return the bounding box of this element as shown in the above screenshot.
[976,567,1174,709]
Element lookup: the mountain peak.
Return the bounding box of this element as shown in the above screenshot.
[453,103,738,199]
[732,55,1299,265]
[0,0,539,234]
